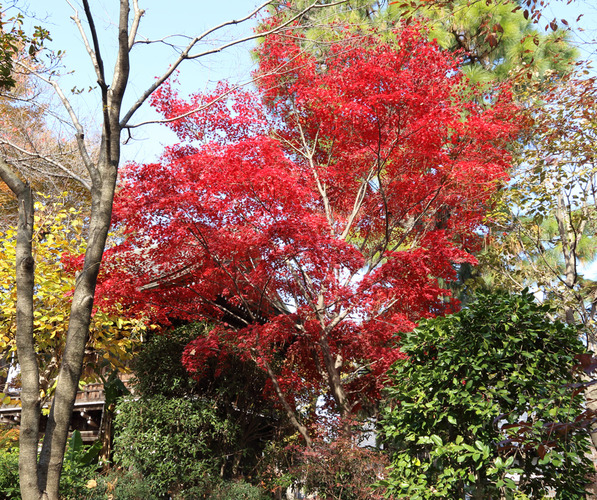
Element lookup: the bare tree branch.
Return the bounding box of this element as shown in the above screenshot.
[67,0,105,87]
[15,61,97,183]
[128,0,144,49]
[120,0,349,128]
[0,137,91,190]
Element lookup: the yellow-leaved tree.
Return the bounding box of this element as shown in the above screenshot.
[0,199,145,406]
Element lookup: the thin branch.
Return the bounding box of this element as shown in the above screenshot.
[119,0,274,127]
[67,0,105,88]
[0,137,91,191]
[120,0,349,128]
[15,61,97,182]
[295,120,336,230]
[126,49,305,129]
[128,0,144,50]
[340,167,375,240]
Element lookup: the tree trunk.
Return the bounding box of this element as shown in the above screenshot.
[0,161,41,499]
[319,335,350,419]
[14,186,40,500]
[36,156,118,498]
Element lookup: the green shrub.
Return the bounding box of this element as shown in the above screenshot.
[0,447,20,499]
[113,394,239,498]
[380,290,593,499]
[207,480,270,500]
[79,469,271,500]
[0,430,101,500]
[123,323,286,478]
[77,468,158,500]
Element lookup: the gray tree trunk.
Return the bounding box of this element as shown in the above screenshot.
[0,162,39,500]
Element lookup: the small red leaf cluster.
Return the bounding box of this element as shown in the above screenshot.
[102,24,518,420]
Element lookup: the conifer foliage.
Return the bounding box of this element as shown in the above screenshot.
[104,25,518,440]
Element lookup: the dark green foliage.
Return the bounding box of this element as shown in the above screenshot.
[112,323,285,497]
[113,395,240,498]
[380,290,593,499]
[132,323,285,466]
[131,323,205,397]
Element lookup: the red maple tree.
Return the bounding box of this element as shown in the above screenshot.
[102,25,517,443]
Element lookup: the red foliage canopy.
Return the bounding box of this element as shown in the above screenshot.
[102,25,517,436]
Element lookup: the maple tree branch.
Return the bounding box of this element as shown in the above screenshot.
[294,120,336,230]
[340,164,378,241]
[257,350,313,447]
[186,223,260,323]
[381,187,443,257]
[125,76,242,129]
[287,261,318,312]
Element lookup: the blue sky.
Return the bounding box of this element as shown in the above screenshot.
[23,0,266,163]
[21,0,597,165]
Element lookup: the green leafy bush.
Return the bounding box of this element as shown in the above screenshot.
[0,447,20,499]
[207,480,270,499]
[0,429,101,500]
[77,469,157,500]
[380,290,593,499]
[113,394,240,498]
[81,469,268,500]
[60,430,102,499]
[116,322,286,488]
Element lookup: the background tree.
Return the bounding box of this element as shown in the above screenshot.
[380,290,593,499]
[0,201,144,405]
[0,10,86,230]
[266,0,576,83]
[483,75,597,333]
[104,24,517,444]
[474,73,597,464]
